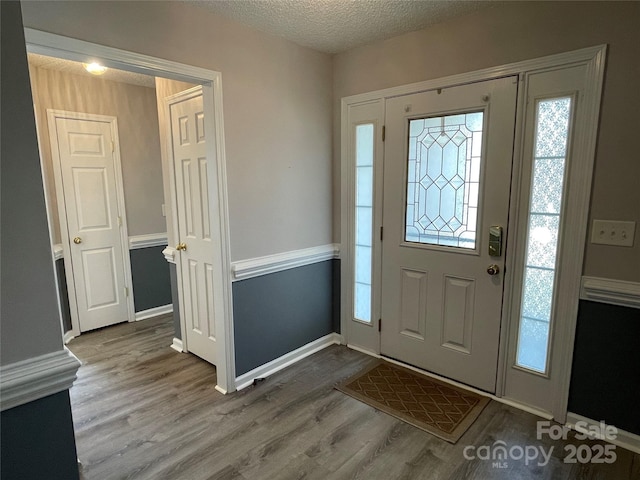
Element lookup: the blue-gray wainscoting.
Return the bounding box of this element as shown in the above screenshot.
[1,391,79,480]
[232,259,340,376]
[129,245,172,312]
[169,263,182,339]
[568,300,640,435]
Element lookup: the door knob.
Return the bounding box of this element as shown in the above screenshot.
[176,242,187,251]
[487,264,500,276]
[73,237,82,244]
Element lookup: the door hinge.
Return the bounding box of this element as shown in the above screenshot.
[382,125,386,142]
[378,318,382,332]
[125,286,129,297]
[111,140,115,153]
[380,226,383,241]
[118,216,122,227]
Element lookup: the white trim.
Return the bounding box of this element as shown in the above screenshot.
[26,29,235,394]
[0,348,81,411]
[580,276,640,309]
[342,45,607,106]
[129,233,168,250]
[235,333,342,390]
[566,412,640,455]
[170,337,184,353]
[24,29,216,84]
[63,331,75,345]
[162,246,177,264]
[134,304,173,321]
[232,244,340,281]
[52,244,64,261]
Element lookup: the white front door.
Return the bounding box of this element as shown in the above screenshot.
[51,113,131,332]
[380,77,517,392]
[169,88,217,366]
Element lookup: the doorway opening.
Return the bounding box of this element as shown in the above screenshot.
[25,28,235,394]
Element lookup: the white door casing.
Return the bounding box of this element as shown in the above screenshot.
[380,78,518,393]
[168,87,217,366]
[48,110,134,333]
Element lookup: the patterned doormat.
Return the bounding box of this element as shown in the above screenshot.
[336,361,490,443]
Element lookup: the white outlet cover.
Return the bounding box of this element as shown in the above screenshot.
[591,220,636,247]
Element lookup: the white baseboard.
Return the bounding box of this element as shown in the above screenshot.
[235,333,342,390]
[63,331,75,345]
[566,412,640,454]
[135,304,173,321]
[0,348,81,411]
[580,276,640,309]
[232,244,340,281]
[170,337,183,353]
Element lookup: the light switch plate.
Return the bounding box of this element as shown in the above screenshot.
[591,220,636,247]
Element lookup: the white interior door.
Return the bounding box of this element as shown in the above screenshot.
[380,77,517,392]
[169,88,217,366]
[51,113,131,332]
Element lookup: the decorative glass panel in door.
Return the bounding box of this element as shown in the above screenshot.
[354,123,374,323]
[516,97,572,374]
[405,112,483,249]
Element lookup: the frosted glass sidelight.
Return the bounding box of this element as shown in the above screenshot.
[516,97,572,373]
[354,124,374,322]
[405,112,483,249]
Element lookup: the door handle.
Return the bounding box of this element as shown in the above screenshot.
[73,237,82,244]
[487,264,500,276]
[176,242,187,251]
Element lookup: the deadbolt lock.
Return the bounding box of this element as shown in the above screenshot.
[489,226,503,257]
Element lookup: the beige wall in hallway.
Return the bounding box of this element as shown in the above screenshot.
[29,65,167,242]
[22,0,334,262]
[333,1,640,282]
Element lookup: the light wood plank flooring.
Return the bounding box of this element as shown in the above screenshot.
[67,316,639,479]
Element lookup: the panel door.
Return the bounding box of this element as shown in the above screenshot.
[55,116,129,332]
[170,91,217,366]
[380,77,518,392]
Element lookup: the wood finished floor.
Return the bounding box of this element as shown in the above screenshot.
[67,315,639,480]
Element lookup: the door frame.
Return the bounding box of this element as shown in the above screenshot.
[340,45,606,421]
[47,110,135,336]
[25,28,236,394]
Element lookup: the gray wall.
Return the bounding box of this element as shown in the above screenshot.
[233,261,336,376]
[1,2,66,366]
[0,2,79,477]
[29,64,167,241]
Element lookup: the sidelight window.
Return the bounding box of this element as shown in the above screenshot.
[516,97,572,374]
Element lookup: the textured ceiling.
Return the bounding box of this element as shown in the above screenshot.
[27,53,156,88]
[190,0,498,54]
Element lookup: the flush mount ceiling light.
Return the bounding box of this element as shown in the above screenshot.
[82,61,107,75]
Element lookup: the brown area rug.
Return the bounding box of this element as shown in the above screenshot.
[336,361,490,443]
